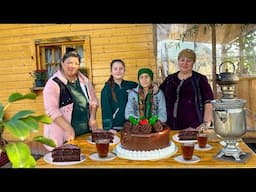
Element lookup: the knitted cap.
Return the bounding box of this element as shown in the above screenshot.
[138,68,153,80]
[178,49,196,62]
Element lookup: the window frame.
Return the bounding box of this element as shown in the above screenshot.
[34,35,92,81]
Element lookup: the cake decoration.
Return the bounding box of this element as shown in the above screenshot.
[128,115,163,134]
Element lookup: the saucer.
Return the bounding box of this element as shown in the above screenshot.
[89,152,117,161]
[43,153,86,165]
[195,144,213,151]
[174,155,200,163]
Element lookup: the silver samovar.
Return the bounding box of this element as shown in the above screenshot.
[211,61,247,161]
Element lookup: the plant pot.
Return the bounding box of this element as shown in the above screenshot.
[0,134,9,167]
[35,79,45,87]
[0,152,9,167]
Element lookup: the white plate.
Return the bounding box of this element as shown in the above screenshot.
[172,133,197,143]
[174,155,200,163]
[195,144,213,151]
[86,135,120,145]
[89,152,117,161]
[43,153,86,165]
[114,141,177,161]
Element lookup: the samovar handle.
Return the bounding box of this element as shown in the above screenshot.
[218,61,236,73]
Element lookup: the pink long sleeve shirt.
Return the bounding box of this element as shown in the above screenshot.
[43,70,98,150]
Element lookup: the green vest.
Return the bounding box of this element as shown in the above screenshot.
[67,79,89,136]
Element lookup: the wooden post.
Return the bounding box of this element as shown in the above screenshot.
[211,25,217,98]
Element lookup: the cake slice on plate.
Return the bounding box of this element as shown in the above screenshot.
[178,128,198,140]
[91,129,114,143]
[51,144,80,162]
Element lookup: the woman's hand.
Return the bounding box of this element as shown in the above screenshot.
[64,128,75,142]
[152,82,159,93]
[89,119,98,131]
[195,122,211,132]
[54,116,75,142]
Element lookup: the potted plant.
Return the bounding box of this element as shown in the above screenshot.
[29,69,48,87]
[0,92,56,168]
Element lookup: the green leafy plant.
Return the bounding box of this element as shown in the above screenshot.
[0,92,56,168]
[29,69,47,80]
[29,69,48,87]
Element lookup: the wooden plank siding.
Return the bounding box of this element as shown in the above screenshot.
[0,24,156,141]
[237,76,256,130]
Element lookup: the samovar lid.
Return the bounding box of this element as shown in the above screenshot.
[211,98,246,109]
[216,61,239,84]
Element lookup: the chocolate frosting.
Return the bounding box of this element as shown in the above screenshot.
[121,123,170,151]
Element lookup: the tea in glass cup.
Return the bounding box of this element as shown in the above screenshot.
[197,133,208,148]
[181,142,195,160]
[95,139,110,158]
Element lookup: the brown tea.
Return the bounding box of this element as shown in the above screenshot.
[197,133,208,148]
[181,143,194,160]
[96,139,110,157]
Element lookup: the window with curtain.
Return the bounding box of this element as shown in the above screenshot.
[35,36,92,82]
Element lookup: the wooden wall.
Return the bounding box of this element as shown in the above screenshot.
[0,24,156,140]
[237,76,256,130]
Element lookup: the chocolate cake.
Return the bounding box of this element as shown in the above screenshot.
[120,121,170,151]
[91,129,114,143]
[51,144,80,162]
[178,130,198,140]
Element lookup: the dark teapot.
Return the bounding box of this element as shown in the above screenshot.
[216,61,239,82]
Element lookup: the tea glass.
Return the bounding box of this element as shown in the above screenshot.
[181,142,195,160]
[197,133,208,148]
[95,139,110,158]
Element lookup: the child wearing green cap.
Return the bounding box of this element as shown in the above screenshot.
[125,68,167,123]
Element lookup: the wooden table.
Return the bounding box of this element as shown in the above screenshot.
[36,130,256,169]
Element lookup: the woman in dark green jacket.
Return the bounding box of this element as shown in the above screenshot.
[101,59,137,131]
